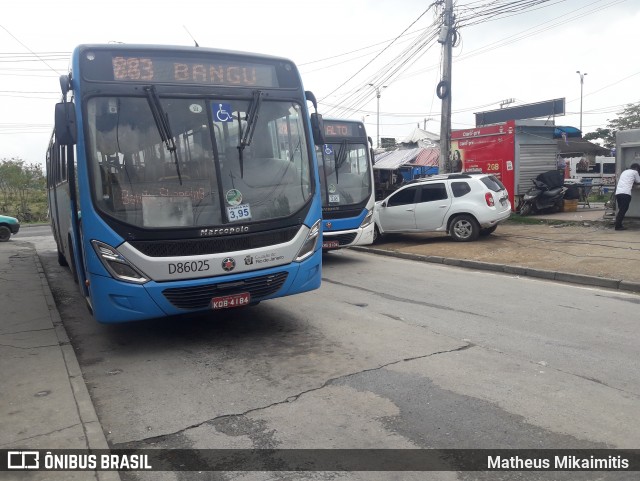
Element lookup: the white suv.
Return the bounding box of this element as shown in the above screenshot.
[373,173,511,242]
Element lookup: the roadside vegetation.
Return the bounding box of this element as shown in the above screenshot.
[0,157,48,223]
[583,101,640,149]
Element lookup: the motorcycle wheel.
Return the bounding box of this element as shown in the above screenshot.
[519,203,533,216]
[555,199,564,212]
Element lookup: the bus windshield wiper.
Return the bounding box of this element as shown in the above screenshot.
[237,90,263,178]
[144,86,182,185]
[334,139,348,184]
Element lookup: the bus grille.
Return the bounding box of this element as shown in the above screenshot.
[326,232,358,246]
[129,226,300,257]
[162,272,289,309]
[323,208,363,219]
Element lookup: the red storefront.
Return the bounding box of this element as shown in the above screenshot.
[452,120,559,211]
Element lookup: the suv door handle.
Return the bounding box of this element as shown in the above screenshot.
[406,208,415,212]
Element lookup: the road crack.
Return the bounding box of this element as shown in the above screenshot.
[322,277,489,319]
[113,342,474,448]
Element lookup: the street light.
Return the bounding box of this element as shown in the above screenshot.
[368,83,387,148]
[576,70,587,132]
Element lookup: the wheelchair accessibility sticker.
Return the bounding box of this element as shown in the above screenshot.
[323,144,333,156]
[212,103,233,122]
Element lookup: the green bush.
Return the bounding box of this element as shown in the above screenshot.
[0,158,47,222]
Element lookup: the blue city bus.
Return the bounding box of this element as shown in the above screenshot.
[316,119,375,249]
[47,44,324,323]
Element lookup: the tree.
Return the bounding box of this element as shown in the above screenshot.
[583,127,613,148]
[0,157,46,217]
[584,101,640,149]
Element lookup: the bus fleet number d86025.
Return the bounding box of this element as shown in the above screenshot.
[168,260,210,275]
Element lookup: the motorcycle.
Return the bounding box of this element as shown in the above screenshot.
[519,170,568,216]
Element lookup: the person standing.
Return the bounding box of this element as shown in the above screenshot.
[614,163,640,230]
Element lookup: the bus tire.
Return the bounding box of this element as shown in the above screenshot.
[57,248,68,266]
[68,237,79,284]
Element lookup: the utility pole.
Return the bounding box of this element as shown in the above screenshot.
[438,0,454,173]
[576,71,587,132]
[369,83,387,148]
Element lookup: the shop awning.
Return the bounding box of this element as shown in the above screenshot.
[557,137,611,157]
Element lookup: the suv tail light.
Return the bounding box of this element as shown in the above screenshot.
[485,192,495,207]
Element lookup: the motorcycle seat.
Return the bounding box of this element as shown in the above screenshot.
[541,187,563,198]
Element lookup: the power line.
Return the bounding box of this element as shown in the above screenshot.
[0,25,66,75]
[318,2,439,104]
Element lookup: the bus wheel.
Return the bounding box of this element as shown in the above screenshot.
[57,249,68,266]
[0,226,10,242]
[68,237,79,284]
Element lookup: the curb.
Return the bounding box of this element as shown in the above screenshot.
[351,246,640,294]
[34,254,121,481]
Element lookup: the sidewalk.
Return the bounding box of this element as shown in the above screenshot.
[355,204,640,292]
[0,241,119,481]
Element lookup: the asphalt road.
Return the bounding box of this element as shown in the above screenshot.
[22,228,640,481]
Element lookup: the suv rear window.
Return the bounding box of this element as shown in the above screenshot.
[480,175,506,192]
[451,181,471,197]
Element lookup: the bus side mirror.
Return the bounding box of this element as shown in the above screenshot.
[310,113,325,146]
[55,102,77,146]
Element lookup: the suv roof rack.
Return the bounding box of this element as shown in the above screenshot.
[401,172,486,185]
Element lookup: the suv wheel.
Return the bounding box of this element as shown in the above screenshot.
[450,215,480,242]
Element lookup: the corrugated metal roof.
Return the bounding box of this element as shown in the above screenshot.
[373,147,440,170]
[411,148,440,166]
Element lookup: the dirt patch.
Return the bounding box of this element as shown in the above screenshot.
[370,222,640,285]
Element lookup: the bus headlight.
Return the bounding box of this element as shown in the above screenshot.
[295,219,321,262]
[91,240,149,284]
[359,209,374,228]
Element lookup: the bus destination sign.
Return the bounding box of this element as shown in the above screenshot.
[110,56,278,87]
[324,122,359,138]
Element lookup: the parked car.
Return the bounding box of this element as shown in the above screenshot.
[0,214,20,242]
[373,173,511,242]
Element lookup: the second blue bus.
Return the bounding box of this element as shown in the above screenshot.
[317,119,375,250]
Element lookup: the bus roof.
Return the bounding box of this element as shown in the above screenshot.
[72,43,296,65]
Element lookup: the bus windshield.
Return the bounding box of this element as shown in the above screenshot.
[316,141,372,207]
[87,95,312,228]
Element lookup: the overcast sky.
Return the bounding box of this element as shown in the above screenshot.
[1,0,638,166]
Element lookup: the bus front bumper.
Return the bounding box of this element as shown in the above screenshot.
[87,249,321,324]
